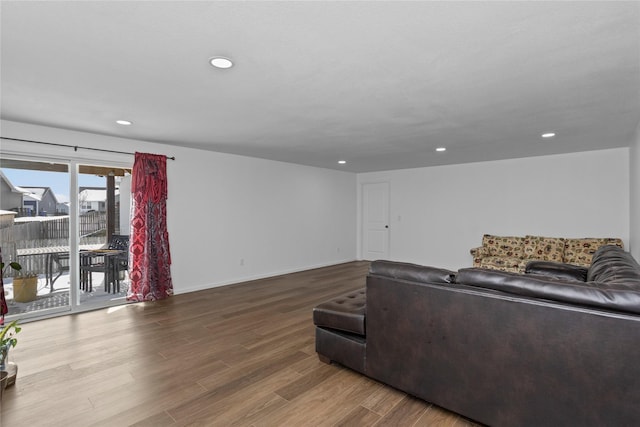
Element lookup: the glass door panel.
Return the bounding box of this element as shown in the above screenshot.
[77,164,131,308]
[0,158,71,319]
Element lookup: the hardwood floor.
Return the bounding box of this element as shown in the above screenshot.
[1,262,479,426]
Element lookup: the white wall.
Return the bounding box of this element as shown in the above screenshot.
[169,143,357,293]
[358,148,630,270]
[118,175,131,235]
[0,120,357,294]
[630,122,640,261]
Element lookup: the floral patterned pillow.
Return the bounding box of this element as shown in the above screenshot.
[564,238,624,266]
[482,234,525,258]
[523,235,565,262]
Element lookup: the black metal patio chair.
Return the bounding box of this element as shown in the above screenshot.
[79,234,129,293]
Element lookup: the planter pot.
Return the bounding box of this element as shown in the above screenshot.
[13,276,38,302]
[0,344,17,390]
[0,344,8,370]
[1,371,7,400]
[0,362,17,393]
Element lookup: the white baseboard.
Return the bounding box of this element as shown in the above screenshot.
[174,258,358,295]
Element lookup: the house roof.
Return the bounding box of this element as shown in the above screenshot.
[20,187,47,198]
[21,191,42,202]
[0,169,26,194]
[1,2,639,172]
[19,186,58,204]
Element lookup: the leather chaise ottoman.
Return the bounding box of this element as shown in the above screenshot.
[312,289,366,373]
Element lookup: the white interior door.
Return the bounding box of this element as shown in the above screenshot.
[362,182,390,260]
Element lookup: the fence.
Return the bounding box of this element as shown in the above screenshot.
[6,212,106,240]
[0,212,110,276]
[8,237,107,275]
[79,212,108,237]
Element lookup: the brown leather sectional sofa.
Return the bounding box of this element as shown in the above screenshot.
[313,245,640,426]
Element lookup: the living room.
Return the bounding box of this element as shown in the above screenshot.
[3,119,637,294]
[1,1,640,425]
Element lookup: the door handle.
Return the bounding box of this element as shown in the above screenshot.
[385,225,389,229]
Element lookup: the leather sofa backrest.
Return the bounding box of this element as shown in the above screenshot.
[565,237,624,266]
[588,245,640,284]
[457,245,640,314]
[369,260,456,284]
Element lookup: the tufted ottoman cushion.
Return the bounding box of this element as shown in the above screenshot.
[313,289,366,336]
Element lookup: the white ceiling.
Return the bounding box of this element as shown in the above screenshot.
[1,1,639,173]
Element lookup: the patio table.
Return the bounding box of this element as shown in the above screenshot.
[16,244,103,292]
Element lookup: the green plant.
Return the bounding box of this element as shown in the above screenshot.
[0,320,21,350]
[1,260,22,276]
[1,260,38,279]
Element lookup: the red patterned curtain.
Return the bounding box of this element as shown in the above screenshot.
[0,248,7,325]
[127,152,173,301]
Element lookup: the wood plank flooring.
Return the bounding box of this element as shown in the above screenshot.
[0,261,479,426]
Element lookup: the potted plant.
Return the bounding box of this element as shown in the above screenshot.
[0,320,20,390]
[0,320,20,370]
[2,260,38,303]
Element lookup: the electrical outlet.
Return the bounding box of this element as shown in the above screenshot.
[240,258,245,266]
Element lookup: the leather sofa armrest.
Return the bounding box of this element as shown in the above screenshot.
[525,261,588,282]
[369,260,456,284]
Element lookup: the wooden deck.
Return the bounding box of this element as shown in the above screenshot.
[1,261,479,426]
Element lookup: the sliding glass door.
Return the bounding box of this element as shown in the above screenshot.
[0,156,132,320]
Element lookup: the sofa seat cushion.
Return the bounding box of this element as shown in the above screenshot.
[456,266,640,315]
[564,238,624,266]
[478,256,526,273]
[313,289,366,335]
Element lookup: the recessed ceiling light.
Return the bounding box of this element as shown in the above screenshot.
[209,57,234,69]
[541,132,556,138]
[116,120,132,126]
[436,147,446,152]
[338,160,346,164]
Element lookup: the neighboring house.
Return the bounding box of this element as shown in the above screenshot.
[79,187,106,213]
[20,186,59,216]
[57,202,70,215]
[56,193,70,215]
[78,187,120,213]
[20,189,41,216]
[0,170,26,212]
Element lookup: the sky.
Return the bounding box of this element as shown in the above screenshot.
[2,168,105,202]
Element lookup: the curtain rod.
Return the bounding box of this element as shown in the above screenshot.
[0,136,176,160]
